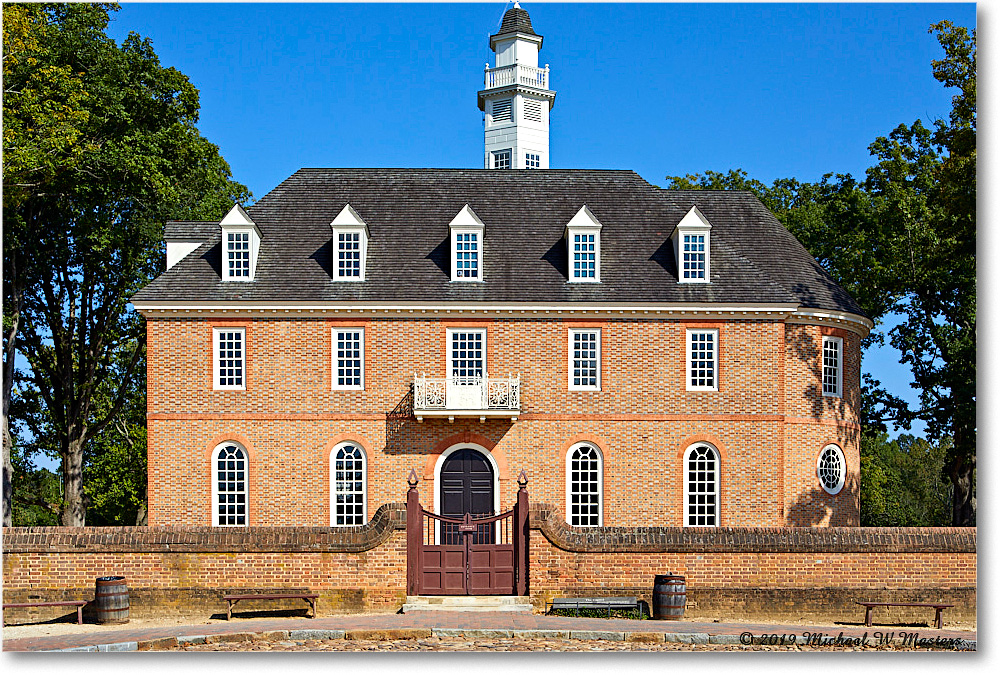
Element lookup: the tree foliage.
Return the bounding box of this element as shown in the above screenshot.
[860,432,951,527]
[2,3,250,525]
[666,22,976,524]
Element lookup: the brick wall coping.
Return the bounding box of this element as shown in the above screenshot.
[528,504,977,553]
[2,503,406,553]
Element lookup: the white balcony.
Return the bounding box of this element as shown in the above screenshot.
[483,63,549,90]
[413,373,521,422]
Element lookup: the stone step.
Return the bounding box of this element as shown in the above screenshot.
[402,595,534,613]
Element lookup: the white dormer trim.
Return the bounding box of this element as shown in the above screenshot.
[565,205,603,283]
[450,204,486,282]
[331,204,370,281]
[672,206,712,284]
[220,204,261,281]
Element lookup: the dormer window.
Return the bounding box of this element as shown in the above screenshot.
[565,205,602,283]
[220,205,261,281]
[672,205,712,284]
[330,204,370,281]
[449,204,486,282]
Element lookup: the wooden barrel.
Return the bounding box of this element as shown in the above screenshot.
[653,574,686,620]
[94,576,130,624]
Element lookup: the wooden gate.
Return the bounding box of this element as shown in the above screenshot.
[406,472,528,596]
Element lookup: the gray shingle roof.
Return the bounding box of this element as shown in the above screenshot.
[494,6,538,39]
[132,168,865,317]
[164,221,218,241]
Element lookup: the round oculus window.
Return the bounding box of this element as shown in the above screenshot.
[817,444,846,494]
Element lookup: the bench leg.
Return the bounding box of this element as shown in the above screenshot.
[865,606,873,627]
[77,604,83,625]
[935,608,943,630]
[308,598,316,619]
[227,600,233,621]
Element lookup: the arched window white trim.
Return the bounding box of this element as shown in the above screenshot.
[565,442,603,527]
[212,441,248,527]
[331,442,368,526]
[432,443,501,517]
[683,443,720,527]
[817,444,846,495]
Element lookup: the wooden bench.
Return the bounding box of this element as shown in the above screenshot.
[546,596,642,619]
[2,600,88,626]
[857,601,954,629]
[223,593,319,620]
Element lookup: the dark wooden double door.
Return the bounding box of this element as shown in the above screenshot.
[421,448,516,595]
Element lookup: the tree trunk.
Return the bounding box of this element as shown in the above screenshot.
[60,440,87,526]
[2,416,12,527]
[948,453,975,526]
[135,500,147,526]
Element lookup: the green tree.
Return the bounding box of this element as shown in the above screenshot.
[666,23,976,525]
[2,3,250,525]
[860,432,951,526]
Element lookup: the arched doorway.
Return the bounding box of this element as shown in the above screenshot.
[439,447,495,523]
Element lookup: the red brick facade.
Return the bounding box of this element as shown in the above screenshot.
[145,314,863,527]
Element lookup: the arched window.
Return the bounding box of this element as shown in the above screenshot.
[331,443,367,526]
[817,444,846,495]
[684,443,719,527]
[213,442,248,527]
[566,443,603,527]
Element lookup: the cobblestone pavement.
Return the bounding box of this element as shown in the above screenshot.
[3,611,976,652]
[161,634,970,652]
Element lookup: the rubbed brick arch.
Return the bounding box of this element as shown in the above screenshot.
[205,434,257,527]
[422,431,509,482]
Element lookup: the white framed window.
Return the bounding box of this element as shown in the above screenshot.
[822,336,843,397]
[449,205,486,282]
[448,328,486,378]
[682,234,707,280]
[454,231,480,279]
[525,152,541,169]
[684,443,719,527]
[220,205,261,281]
[492,149,512,170]
[332,328,364,390]
[565,205,603,283]
[212,442,248,527]
[213,327,246,390]
[673,205,712,284]
[687,329,718,391]
[566,443,603,527]
[568,329,601,390]
[331,442,367,526]
[337,232,362,278]
[817,444,846,495]
[226,231,251,278]
[331,204,370,281]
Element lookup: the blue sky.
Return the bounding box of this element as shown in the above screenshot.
[104,1,977,437]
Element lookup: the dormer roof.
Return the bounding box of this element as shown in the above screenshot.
[131,168,866,320]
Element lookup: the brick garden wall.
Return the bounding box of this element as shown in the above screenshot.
[3,503,975,625]
[528,504,976,622]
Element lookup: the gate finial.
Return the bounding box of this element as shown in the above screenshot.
[517,469,528,487]
[407,468,419,488]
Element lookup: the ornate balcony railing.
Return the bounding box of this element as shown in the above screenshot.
[483,63,549,90]
[413,373,521,421]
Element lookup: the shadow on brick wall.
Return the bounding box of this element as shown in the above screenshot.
[787,472,861,526]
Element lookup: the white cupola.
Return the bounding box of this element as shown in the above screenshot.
[477,2,556,170]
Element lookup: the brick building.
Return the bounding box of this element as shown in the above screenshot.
[132,4,870,532]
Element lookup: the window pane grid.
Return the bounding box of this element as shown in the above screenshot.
[823,338,841,395]
[525,153,540,169]
[227,232,250,277]
[493,149,511,169]
[455,232,479,278]
[572,330,599,388]
[215,445,246,526]
[689,331,716,389]
[818,446,844,492]
[686,445,717,526]
[573,234,596,278]
[682,234,706,279]
[334,445,365,526]
[451,331,484,378]
[335,330,363,388]
[569,446,601,527]
[217,330,244,387]
[337,232,361,277]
